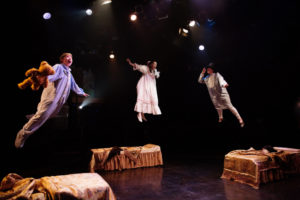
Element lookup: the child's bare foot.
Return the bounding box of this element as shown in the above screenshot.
[137,113,143,122]
[239,120,245,127]
[218,118,223,123]
[141,113,147,121]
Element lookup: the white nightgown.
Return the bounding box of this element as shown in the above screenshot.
[133,63,161,115]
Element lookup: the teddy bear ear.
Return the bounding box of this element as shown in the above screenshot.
[25,68,38,77]
[40,61,48,66]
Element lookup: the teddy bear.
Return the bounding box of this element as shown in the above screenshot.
[18,61,55,91]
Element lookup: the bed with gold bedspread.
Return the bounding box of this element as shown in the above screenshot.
[0,173,116,200]
[221,147,300,189]
[90,144,163,172]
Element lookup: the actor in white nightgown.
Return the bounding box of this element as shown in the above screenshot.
[126,58,161,122]
[198,63,244,127]
[15,53,89,148]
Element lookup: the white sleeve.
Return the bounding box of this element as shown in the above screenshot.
[154,69,160,78]
[133,63,149,74]
[217,73,228,87]
[198,73,205,83]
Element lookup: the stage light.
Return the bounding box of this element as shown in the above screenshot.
[199,45,205,51]
[86,9,93,15]
[78,97,93,110]
[183,29,189,34]
[102,0,112,5]
[130,14,137,21]
[178,28,189,37]
[109,52,115,59]
[189,20,196,27]
[43,12,51,20]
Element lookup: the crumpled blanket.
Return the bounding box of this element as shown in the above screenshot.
[90,144,164,172]
[0,173,42,200]
[231,149,290,168]
[96,146,142,170]
[0,173,116,200]
[221,147,300,189]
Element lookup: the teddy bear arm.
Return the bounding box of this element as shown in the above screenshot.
[18,78,33,90]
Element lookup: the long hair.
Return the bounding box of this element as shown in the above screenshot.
[147,60,157,71]
[147,60,154,66]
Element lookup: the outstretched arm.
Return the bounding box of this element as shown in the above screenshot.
[70,75,89,97]
[126,58,135,67]
[126,58,148,74]
[198,68,206,83]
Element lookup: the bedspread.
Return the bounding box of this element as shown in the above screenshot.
[221,147,300,188]
[90,144,163,172]
[0,173,116,200]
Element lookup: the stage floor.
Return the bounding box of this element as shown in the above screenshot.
[3,151,300,200]
[101,155,300,200]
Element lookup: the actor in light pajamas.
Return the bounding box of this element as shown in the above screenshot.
[198,63,244,127]
[126,58,161,122]
[15,53,89,148]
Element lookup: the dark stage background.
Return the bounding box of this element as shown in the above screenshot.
[2,0,300,176]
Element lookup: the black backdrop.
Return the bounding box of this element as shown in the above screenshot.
[2,0,300,175]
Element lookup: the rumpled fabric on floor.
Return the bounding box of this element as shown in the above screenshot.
[221,147,300,189]
[90,144,163,172]
[0,173,37,200]
[0,173,116,200]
